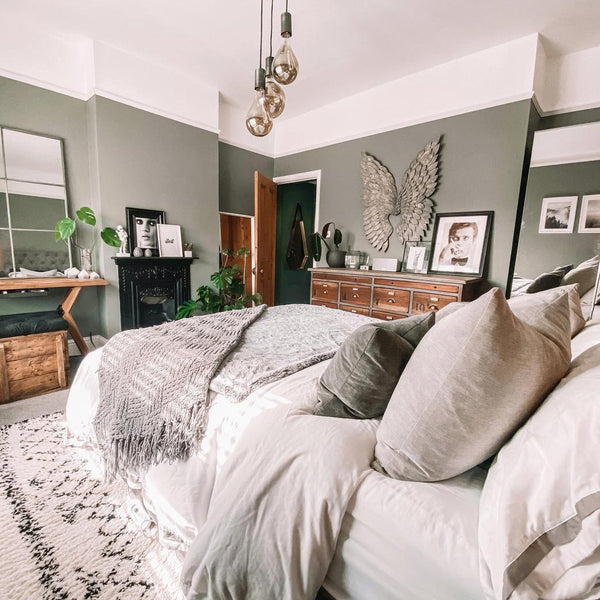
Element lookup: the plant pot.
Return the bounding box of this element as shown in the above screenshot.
[326,249,347,268]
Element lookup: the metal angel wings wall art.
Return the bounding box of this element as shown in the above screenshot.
[361,138,441,252]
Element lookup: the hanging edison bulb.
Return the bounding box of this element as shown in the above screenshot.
[273,10,298,85]
[263,56,285,119]
[246,81,273,137]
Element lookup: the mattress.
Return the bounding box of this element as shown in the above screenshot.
[66,348,486,599]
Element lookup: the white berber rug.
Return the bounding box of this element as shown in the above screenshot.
[0,413,184,600]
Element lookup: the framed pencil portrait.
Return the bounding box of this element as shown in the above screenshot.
[429,211,493,277]
[126,207,166,257]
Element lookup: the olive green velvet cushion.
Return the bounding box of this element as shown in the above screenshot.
[526,264,572,294]
[375,288,571,482]
[314,312,435,419]
[0,310,67,337]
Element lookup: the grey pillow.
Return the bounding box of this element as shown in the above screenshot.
[375,288,571,482]
[526,264,572,294]
[562,257,599,296]
[315,313,435,419]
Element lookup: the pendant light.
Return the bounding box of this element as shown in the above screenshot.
[262,0,285,119]
[246,0,273,137]
[272,0,299,85]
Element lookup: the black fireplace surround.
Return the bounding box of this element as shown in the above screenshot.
[113,257,194,330]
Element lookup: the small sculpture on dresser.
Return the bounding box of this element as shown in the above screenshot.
[116,225,130,256]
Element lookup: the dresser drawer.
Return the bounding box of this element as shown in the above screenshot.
[340,283,371,307]
[373,288,410,313]
[311,299,338,309]
[371,310,407,321]
[340,305,370,316]
[411,292,456,314]
[374,277,459,294]
[336,274,372,285]
[312,281,339,301]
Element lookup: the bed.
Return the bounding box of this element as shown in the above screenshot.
[65,296,600,600]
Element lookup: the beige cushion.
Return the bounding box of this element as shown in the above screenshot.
[437,285,586,338]
[562,256,599,296]
[374,288,571,482]
[509,284,586,339]
[479,339,600,600]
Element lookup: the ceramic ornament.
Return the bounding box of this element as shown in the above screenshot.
[65,267,80,279]
[78,269,90,280]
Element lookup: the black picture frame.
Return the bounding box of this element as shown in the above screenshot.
[428,211,493,277]
[126,207,166,257]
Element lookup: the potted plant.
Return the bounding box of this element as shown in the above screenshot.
[176,247,262,318]
[308,222,346,268]
[55,207,120,272]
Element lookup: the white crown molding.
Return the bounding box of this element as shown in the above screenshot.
[0,68,91,101]
[530,121,600,167]
[217,137,275,159]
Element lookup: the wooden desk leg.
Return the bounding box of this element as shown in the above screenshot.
[60,287,89,356]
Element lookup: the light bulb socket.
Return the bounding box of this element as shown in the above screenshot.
[280,11,292,38]
[254,67,266,91]
[265,56,274,77]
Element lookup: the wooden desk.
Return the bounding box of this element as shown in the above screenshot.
[0,277,108,356]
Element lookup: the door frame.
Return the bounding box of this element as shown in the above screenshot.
[219,211,256,295]
[272,169,322,267]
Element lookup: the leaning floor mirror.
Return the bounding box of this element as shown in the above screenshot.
[0,127,72,277]
[511,121,600,319]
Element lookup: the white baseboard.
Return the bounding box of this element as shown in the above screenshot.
[68,334,108,357]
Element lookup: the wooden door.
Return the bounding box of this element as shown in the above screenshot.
[219,213,253,295]
[254,171,277,306]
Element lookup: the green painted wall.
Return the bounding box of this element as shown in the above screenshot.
[274,101,533,290]
[219,142,274,215]
[274,182,316,305]
[91,97,220,337]
[0,76,102,336]
[515,161,600,278]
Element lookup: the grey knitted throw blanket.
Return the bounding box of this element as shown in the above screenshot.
[94,305,266,482]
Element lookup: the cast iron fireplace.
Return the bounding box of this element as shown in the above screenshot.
[113,257,194,330]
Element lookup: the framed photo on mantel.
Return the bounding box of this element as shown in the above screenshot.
[158,224,183,257]
[126,207,166,257]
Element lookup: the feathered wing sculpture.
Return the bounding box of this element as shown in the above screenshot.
[361,138,441,252]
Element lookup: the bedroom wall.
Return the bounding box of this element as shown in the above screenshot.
[274,100,533,290]
[514,161,600,278]
[0,76,103,336]
[91,97,220,337]
[219,142,274,216]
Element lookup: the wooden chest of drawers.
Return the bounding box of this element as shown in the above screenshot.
[309,268,482,321]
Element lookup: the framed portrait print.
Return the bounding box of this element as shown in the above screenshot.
[429,211,493,277]
[157,224,183,257]
[402,241,431,273]
[578,194,600,233]
[126,207,166,257]
[538,196,577,234]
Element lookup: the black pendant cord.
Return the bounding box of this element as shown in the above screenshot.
[286,0,289,12]
[269,0,274,56]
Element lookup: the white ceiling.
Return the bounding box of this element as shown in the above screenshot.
[4,0,600,120]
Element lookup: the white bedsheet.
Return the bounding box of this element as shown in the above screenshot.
[66,347,487,599]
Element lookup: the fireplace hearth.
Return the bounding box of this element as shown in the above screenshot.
[113,257,194,330]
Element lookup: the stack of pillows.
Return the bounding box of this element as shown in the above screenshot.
[314,284,581,482]
[525,255,599,297]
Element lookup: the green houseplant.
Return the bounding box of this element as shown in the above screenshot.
[55,207,120,271]
[176,247,262,318]
[308,222,346,267]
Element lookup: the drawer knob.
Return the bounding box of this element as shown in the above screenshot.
[352,294,359,299]
[323,290,328,294]
[387,298,395,304]
[428,304,439,311]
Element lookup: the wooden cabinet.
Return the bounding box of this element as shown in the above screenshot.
[309,268,482,320]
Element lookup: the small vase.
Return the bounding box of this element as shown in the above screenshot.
[326,249,347,268]
[79,247,93,272]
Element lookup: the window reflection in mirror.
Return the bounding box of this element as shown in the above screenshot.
[0,127,71,276]
[512,122,600,319]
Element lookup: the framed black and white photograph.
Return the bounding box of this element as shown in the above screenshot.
[578,194,600,233]
[538,196,577,234]
[402,241,431,273]
[429,211,493,277]
[126,207,166,257]
[157,223,183,257]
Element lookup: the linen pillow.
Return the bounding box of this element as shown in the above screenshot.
[479,342,600,600]
[437,285,586,338]
[562,256,599,296]
[509,284,586,338]
[374,288,571,482]
[315,312,435,419]
[526,264,572,294]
